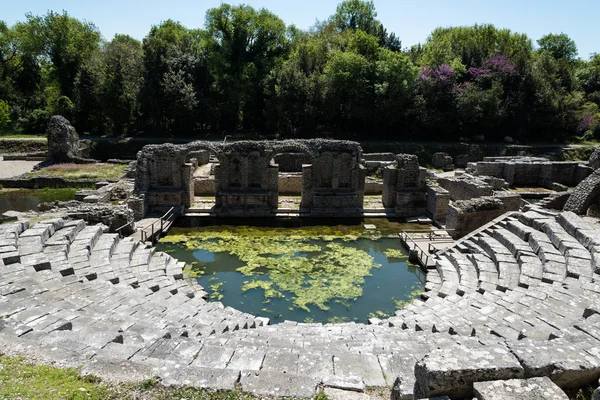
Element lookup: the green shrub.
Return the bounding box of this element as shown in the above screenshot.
[22,109,51,135]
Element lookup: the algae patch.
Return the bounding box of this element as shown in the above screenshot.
[161,226,385,312]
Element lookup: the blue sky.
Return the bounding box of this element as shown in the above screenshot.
[3,0,599,60]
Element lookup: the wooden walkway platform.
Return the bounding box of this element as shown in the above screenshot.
[400,230,455,269]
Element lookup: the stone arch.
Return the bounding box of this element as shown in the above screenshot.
[564,168,600,215]
[185,141,222,164]
[270,140,315,174]
[270,140,316,161]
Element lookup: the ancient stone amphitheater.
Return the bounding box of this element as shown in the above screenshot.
[0,205,599,398]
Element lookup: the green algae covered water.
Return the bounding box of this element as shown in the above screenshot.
[156,221,426,324]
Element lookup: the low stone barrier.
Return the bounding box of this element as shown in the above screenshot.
[446,192,521,238]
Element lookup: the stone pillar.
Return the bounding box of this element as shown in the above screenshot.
[268,164,279,210]
[427,185,450,220]
[382,167,398,208]
[214,164,223,208]
[181,162,194,208]
[301,164,313,209]
[241,157,249,189]
[356,165,366,209]
[127,194,147,220]
[502,163,516,186]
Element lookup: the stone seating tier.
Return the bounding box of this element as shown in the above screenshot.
[0,207,598,399]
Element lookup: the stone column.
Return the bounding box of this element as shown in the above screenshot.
[356,165,366,209]
[382,167,398,208]
[181,162,194,208]
[267,165,279,210]
[301,164,313,209]
[214,164,223,208]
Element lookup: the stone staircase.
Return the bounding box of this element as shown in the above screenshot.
[0,207,599,398]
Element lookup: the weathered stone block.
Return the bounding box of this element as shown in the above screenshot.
[413,346,524,399]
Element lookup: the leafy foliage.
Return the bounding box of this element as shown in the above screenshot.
[0,3,596,142]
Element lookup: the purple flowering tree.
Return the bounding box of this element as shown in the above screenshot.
[418,64,455,87]
[484,54,518,76]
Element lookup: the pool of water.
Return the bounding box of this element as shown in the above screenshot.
[0,188,79,214]
[156,223,426,324]
[0,191,44,213]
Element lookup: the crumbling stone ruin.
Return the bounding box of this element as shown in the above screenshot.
[214,142,278,216]
[46,115,81,163]
[300,140,365,215]
[468,156,592,190]
[382,154,427,216]
[589,146,600,170]
[446,192,521,238]
[425,172,519,237]
[564,168,600,216]
[37,201,135,234]
[431,151,454,171]
[131,139,370,217]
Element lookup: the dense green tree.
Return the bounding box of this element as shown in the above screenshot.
[103,35,143,136]
[139,20,207,135]
[204,4,289,131]
[331,0,400,51]
[418,24,532,71]
[537,33,578,62]
[18,11,100,100]
[0,3,596,142]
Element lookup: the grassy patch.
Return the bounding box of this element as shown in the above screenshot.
[27,163,126,180]
[0,354,113,399]
[0,128,46,139]
[0,187,86,202]
[0,353,266,399]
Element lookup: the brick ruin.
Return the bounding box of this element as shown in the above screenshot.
[130,139,375,217]
[382,154,427,217]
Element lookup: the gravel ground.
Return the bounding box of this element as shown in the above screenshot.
[0,160,41,178]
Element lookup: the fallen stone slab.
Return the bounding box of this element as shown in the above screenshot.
[239,370,318,399]
[413,345,524,399]
[509,339,600,388]
[82,358,157,383]
[323,387,370,400]
[155,364,240,391]
[333,352,386,387]
[472,377,569,400]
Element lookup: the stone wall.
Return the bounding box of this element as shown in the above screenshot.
[431,152,453,171]
[472,157,591,188]
[426,185,451,221]
[446,192,521,238]
[278,173,302,195]
[437,174,494,201]
[300,140,365,215]
[362,153,396,161]
[382,154,427,216]
[194,177,215,195]
[564,168,600,215]
[215,142,278,216]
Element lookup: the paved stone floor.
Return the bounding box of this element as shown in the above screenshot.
[0,160,40,178]
[0,205,598,398]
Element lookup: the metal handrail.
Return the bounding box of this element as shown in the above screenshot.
[115,220,135,239]
[141,207,177,243]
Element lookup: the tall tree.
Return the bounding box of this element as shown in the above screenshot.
[103,34,143,136]
[18,11,100,100]
[204,4,289,132]
[330,0,400,51]
[537,33,577,62]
